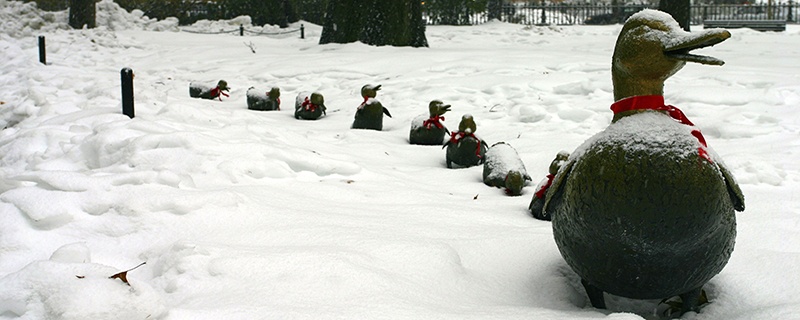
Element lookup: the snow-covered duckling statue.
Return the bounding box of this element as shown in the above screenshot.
[190,80,230,101]
[529,150,569,220]
[482,142,532,196]
[247,87,281,111]
[443,114,487,168]
[540,10,744,315]
[409,100,451,145]
[352,84,392,130]
[294,92,326,120]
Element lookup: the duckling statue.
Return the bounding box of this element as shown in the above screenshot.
[443,114,488,168]
[294,92,326,120]
[540,10,744,315]
[352,84,392,130]
[190,80,230,101]
[409,100,451,145]
[529,151,569,220]
[247,87,281,111]
[482,142,532,196]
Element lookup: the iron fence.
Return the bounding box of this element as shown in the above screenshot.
[425,3,799,26]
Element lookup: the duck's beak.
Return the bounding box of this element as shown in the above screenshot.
[664,29,731,66]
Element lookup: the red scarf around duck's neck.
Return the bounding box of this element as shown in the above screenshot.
[611,95,711,163]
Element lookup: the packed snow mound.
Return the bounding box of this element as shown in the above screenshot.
[95,0,178,32]
[0,245,166,320]
[0,0,68,37]
[0,0,177,38]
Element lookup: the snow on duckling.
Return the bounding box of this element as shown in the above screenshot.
[189,80,230,101]
[409,100,451,145]
[482,142,532,196]
[247,87,281,111]
[443,114,487,168]
[352,84,392,130]
[294,92,326,120]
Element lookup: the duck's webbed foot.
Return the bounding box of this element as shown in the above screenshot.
[661,288,708,318]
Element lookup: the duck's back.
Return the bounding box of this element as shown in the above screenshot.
[548,112,737,299]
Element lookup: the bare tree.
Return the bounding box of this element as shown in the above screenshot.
[320,0,428,47]
[69,0,96,29]
[659,0,691,31]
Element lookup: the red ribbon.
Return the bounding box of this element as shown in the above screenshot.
[209,86,229,101]
[534,174,555,199]
[449,131,482,158]
[423,115,445,129]
[267,93,281,111]
[610,95,712,163]
[358,96,369,110]
[302,97,318,112]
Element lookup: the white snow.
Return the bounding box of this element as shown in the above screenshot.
[484,142,530,183]
[2,1,800,319]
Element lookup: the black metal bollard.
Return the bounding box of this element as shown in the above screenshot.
[38,36,46,65]
[240,24,244,36]
[121,68,134,118]
[300,24,304,39]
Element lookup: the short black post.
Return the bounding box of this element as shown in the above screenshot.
[240,24,244,36]
[121,68,134,118]
[38,36,46,65]
[300,24,304,39]
[788,0,793,22]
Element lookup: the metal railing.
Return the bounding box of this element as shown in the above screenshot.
[424,3,798,26]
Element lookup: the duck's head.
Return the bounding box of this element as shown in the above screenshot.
[217,80,230,91]
[361,84,381,98]
[549,151,570,175]
[612,9,730,101]
[429,100,452,117]
[310,92,324,106]
[505,171,525,196]
[268,87,280,100]
[458,114,477,134]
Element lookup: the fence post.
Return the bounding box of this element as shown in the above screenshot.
[789,1,794,22]
[301,24,305,39]
[121,68,134,119]
[240,24,244,36]
[38,35,46,65]
[541,3,547,25]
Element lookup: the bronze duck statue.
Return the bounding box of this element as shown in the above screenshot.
[540,9,744,316]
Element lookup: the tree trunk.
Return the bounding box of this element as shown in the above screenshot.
[69,0,96,29]
[659,0,691,31]
[320,0,428,47]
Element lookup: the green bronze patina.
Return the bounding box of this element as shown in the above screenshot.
[294,92,327,120]
[247,87,281,111]
[529,151,570,220]
[444,114,487,168]
[410,100,451,145]
[543,10,744,315]
[190,80,230,100]
[482,142,532,196]
[352,84,392,130]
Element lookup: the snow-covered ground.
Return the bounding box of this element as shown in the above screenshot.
[1,1,799,319]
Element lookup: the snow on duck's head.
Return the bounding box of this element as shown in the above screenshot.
[612,9,730,101]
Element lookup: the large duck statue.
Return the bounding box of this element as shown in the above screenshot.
[539,10,745,316]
